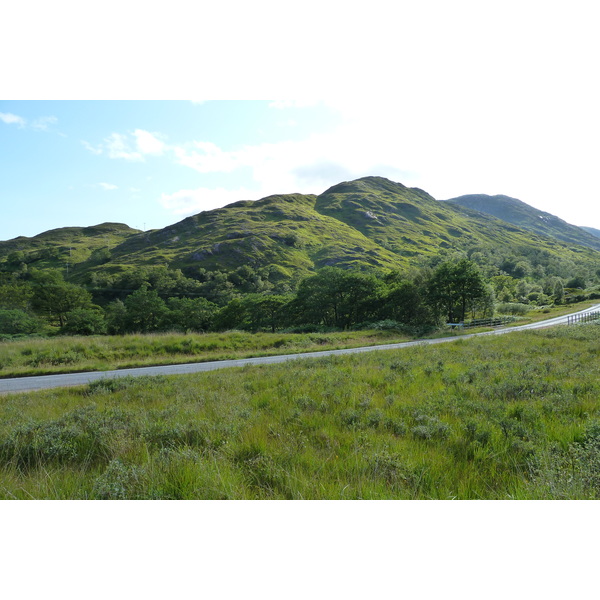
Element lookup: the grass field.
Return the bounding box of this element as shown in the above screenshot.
[1,322,599,499]
[0,329,417,378]
[1,299,596,380]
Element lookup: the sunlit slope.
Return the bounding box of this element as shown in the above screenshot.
[445,194,600,251]
[96,190,408,277]
[0,223,141,271]
[3,177,600,283]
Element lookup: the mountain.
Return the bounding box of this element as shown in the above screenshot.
[82,177,592,281]
[582,226,600,239]
[443,194,600,252]
[0,223,141,271]
[2,178,600,288]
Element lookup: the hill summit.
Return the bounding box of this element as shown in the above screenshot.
[2,177,600,290]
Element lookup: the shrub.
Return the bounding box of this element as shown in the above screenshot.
[495,302,530,316]
[367,451,416,489]
[410,415,451,440]
[0,309,42,335]
[62,307,107,335]
[93,459,144,499]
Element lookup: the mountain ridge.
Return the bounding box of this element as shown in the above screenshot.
[443,193,600,252]
[2,177,599,289]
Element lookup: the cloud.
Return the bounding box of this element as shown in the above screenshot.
[31,116,58,131]
[133,129,165,155]
[1,112,59,132]
[81,140,103,155]
[0,112,26,127]
[84,129,166,161]
[98,182,118,190]
[159,187,259,216]
[104,133,143,161]
[172,141,242,173]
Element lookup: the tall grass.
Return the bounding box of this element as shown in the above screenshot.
[0,329,413,378]
[1,323,600,499]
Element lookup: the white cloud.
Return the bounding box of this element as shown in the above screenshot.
[133,129,165,155]
[172,141,242,173]
[31,116,58,131]
[1,112,59,132]
[159,187,259,216]
[81,140,103,155]
[84,129,166,161]
[0,112,26,126]
[98,182,118,190]
[105,132,143,161]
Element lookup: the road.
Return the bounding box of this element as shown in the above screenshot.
[1,304,599,394]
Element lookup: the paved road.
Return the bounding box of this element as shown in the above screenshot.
[1,304,599,394]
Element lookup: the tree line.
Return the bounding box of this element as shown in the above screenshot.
[1,256,587,337]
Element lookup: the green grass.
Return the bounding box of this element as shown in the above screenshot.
[1,299,596,378]
[1,323,600,499]
[6,176,600,289]
[0,329,414,378]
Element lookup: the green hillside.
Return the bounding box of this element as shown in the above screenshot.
[0,222,141,272]
[444,194,600,251]
[99,190,404,279]
[582,226,600,239]
[2,177,600,290]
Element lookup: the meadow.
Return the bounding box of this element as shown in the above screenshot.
[0,299,594,380]
[0,329,416,378]
[1,322,599,499]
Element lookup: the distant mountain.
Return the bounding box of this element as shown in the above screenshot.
[2,178,600,288]
[581,226,600,239]
[443,194,600,252]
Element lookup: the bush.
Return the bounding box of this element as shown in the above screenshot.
[62,307,107,335]
[495,302,530,316]
[0,309,42,335]
[93,459,144,499]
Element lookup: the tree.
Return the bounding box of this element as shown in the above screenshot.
[30,270,94,327]
[165,297,219,332]
[294,268,383,329]
[553,279,565,304]
[104,300,128,334]
[0,309,42,335]
[379,280,433,326]
[0,281,35,310]
[244,295,290,332]
[123,286,168,333]
[61,308,107,335]
[427,259,487,323]
[213,298,248,331]
[490,275,518,303]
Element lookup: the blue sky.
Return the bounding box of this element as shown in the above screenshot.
[2,2,599,243]
[0,101,346,238]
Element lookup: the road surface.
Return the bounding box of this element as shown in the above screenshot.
[1,304,599,394]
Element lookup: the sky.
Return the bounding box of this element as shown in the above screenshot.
[2,2,600,242]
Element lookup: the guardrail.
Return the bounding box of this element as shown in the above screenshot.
[447,316,516,330]
[566,311,600,326]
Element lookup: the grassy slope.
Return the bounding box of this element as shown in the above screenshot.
[2,323,600,499]
[444,193,600,251]
[0,223,141,272]
[101,191,405,276]
[79,178,600,279]
[582,226,600,239]
[5,177,600,284]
